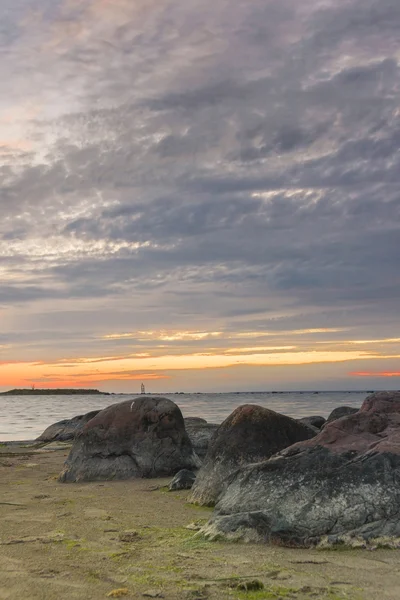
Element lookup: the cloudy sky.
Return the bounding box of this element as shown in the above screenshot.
[1,0,399,392]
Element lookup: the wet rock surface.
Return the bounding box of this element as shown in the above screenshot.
[201,392,400,546]
[59,397,200,482]
[189,404,316,506]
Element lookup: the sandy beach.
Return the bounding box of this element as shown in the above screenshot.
[1,443,400,600]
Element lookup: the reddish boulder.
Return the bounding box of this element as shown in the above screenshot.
[59,397,200,482]
[284,390,400,456]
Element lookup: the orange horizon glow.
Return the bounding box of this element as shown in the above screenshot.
[350,372,400,378]
[0,371,170,389]
[0,347,398,389]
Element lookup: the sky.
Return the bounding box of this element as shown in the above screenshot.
[1,0,400,393]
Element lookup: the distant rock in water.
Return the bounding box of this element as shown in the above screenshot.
[189,404,316,506]
[37,410,101,443]
[59,396,200,482]
[325,406,359,424]
[201,391,400,547]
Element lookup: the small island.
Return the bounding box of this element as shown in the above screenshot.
[0,388,108,396]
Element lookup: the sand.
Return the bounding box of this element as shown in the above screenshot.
[1,443,400,600]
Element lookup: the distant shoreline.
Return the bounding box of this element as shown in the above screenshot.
[0,389,379,397]
[0,388,109,396]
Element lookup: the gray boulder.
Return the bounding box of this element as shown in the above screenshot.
[36,410,101,442]
[184,417,208,426]
[169,469,196,490]
[185,422,219,459]
[326,406,359,423]
[298,415,326,430]
[59,396,200,482]
[189,404,316,506]
[200,391,400,547]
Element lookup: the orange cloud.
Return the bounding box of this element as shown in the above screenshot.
[350,371,400,378]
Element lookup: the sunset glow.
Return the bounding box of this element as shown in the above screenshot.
[350,372,400,378]
[1,342,399,389]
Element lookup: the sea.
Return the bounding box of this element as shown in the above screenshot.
[0,390,372,442]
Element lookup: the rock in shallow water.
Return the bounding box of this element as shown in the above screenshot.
[59,397,200,482]
[189,404,316,506]
[200,391,400,546]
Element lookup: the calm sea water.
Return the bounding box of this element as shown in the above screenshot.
[0,391,371,442]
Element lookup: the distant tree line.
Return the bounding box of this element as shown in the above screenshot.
[0,388,107,396]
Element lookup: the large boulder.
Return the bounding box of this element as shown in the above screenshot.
[59,397,200,482]
[201,391,400,546]
[189,404,316,506]
[36,410,101,442]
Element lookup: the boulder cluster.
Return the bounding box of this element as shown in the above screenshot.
[198,391,400,547]
[39,391,400,547]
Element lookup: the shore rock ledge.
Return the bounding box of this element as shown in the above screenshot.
[200,391,400,546]
[59,396,200,482]
[189,404,316,506]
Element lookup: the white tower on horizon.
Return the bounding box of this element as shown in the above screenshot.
[141,383,145,394]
